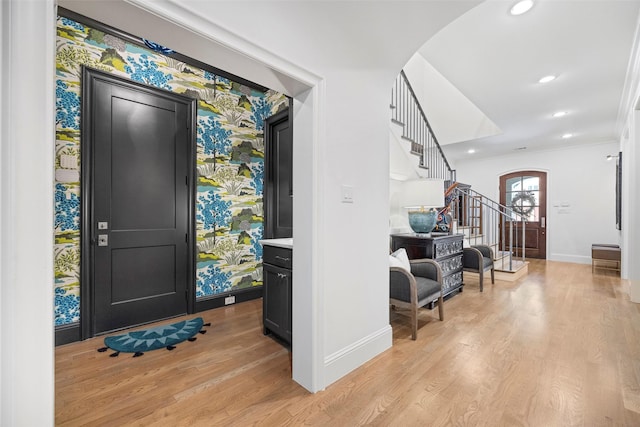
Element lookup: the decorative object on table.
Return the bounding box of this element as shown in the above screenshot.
[434,182,459,233]
[97,317,210,358]
[433,212,453,233]
[401,179,444,235]
[443,182,459,208]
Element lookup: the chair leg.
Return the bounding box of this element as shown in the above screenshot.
[411,305,418,341]
[491,267,495,284]
[411,303,418,340]
[479,270,484,292]
[437,296,444,321]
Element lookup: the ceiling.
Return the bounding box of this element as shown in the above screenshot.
[63,0,640,166]
[418,0,640,163]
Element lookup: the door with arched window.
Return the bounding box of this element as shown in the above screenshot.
[499,171,547,259]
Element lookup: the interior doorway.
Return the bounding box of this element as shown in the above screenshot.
[499,171,547,259]
[81,68,196,337]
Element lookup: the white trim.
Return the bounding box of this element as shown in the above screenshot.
[549,254,591,265]
[631,280,640,304]
[124,0,322,92]
[0,1,8,420]
[1,0,56,424]
[323,325,393,389]
[290,82,326,392]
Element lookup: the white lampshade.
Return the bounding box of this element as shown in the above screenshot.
[401,179,444,209]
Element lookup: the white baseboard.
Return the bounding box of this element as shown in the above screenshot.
[323,325,392,388]
[549,253,591,265]
[630,280,640,304]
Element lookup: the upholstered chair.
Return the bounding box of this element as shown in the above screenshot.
[462,245,495,292]
[389,258,444,340]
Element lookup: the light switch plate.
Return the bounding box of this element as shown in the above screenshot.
[60,154,78,169]
[341,185,354,203]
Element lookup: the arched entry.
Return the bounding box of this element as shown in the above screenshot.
[499,171,547,259]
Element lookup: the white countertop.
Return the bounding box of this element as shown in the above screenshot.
[259,238,293,249]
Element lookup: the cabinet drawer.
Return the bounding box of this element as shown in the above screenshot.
[439,255,463,275]
[434,239,463,260]
[263,246,292,269]
[443,271,463,292]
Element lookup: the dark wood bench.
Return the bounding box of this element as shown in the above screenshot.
[591,244,621,273]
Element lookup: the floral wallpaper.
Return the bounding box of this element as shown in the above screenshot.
[55,16,288,326]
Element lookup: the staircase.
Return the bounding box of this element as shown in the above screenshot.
[390,70,455,183]
[451,186,528,280]
[390,70,528,280]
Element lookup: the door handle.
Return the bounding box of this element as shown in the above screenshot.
[97,234,109,247]
[541,217,545,228]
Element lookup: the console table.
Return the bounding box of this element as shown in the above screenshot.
[391,233,464,299]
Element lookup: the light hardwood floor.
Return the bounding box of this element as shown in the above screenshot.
[56,260,640,426]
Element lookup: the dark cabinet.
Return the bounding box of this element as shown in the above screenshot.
[262,245,292,345]
[391,233,464,298]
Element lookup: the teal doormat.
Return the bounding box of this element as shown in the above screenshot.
[97,317,210,358]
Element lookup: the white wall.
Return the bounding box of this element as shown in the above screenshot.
[403,53,501,145]
[389,122,423,182]
[454,142,620,264]
[1,0,56,425]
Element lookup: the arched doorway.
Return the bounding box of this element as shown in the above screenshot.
[499,171,547,259]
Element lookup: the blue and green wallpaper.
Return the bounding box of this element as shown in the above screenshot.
[55,16,288,326]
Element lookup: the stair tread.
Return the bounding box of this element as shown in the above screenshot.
[400,135,416,143]
[493,260,528,273]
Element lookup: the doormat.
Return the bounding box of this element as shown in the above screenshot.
[97,317,210,358]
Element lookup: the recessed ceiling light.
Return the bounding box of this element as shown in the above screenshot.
[539,75,556,83]
[553,111,567,118]
[510,0,534,16]
[467,149,476,154]
[562,133,573,139]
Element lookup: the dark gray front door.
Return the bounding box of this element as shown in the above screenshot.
[82,68,195,336]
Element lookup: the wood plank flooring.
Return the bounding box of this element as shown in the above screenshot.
[55,260,640,426]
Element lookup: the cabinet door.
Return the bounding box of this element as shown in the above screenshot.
[263,263,291,344]
[264,108,292,239]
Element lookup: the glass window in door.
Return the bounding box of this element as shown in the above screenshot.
[505,175,540,222]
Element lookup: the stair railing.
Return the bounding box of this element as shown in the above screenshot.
[451,186,526,271]
[390,70,456,183]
